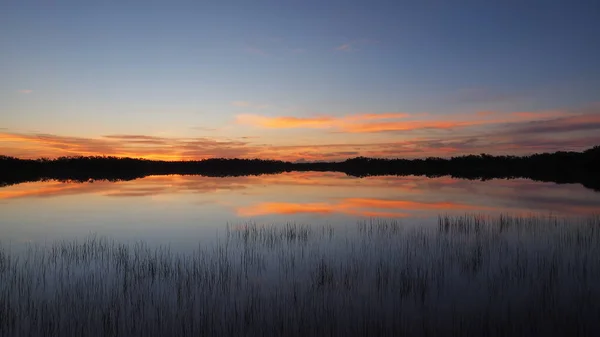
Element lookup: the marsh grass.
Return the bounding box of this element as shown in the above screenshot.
[1,215,599,336]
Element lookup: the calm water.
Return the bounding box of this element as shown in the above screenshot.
[2,173,600,336]
[1,172,599,248]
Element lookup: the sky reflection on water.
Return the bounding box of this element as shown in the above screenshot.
[1,172,598,248]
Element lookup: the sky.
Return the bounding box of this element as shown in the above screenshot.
[2,0,600,161]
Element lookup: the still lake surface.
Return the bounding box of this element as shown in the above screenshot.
[1,173,600,336]
[1,172,599,248]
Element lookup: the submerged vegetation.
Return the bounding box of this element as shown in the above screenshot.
[1,215,599,336]
[1,145,600,190]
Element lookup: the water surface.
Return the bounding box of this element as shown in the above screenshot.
[1,172,598,248]
[1,173,599,336]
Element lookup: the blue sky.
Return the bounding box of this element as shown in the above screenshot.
[1,0,599,160]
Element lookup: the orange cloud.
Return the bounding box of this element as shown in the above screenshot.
[237,114,335,128]
[0,132,251,161]
[236,110,572,133]
[509,111,566,119]
[236,112,415,130]
[341,120,478,133]
[2,110,599,161]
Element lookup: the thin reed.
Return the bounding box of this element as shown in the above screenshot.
[0,215,599,336]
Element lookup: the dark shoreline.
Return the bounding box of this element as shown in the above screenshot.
[1,146,599,191]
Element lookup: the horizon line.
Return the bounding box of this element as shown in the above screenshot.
[2,145,598,164]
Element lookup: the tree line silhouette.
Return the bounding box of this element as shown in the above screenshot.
[1,146,599,191]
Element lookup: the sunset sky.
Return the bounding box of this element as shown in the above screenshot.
[2,0,600,161]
